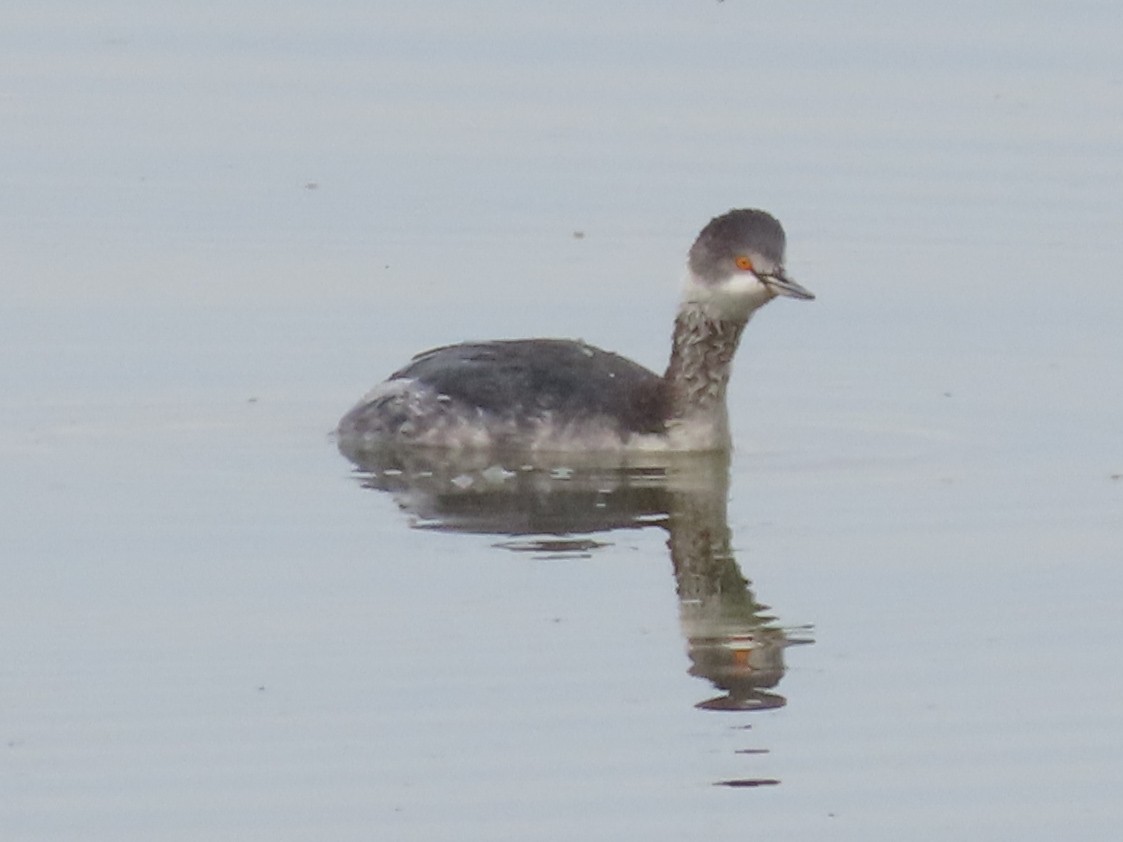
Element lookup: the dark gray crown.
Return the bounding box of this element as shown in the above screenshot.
[688,209,786,282]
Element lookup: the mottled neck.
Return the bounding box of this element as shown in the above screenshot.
[664,306,750,428]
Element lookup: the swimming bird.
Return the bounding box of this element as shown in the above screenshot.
[337,209,813,453]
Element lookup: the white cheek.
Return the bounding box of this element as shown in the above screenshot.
[680,272,774,321]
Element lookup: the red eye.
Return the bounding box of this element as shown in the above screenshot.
[734,256,754,271]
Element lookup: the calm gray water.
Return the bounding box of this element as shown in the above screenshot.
[3,2,1122,839]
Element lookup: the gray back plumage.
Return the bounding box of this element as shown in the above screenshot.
[394,339,669,435]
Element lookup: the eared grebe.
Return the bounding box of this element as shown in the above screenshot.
[337,209,814,453]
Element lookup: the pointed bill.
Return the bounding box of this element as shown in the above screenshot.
[760,271,815,301]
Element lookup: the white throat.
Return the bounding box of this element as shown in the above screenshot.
[679,270,775,323]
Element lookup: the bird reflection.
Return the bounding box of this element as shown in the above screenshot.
[339,440,812,716]
[665,463,812,712]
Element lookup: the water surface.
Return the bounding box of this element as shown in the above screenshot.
[3,2,1122,839]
